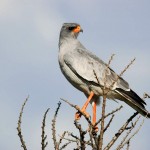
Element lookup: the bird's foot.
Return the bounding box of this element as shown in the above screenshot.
[87,125,99,133]
[93,126,99,132]
[75,110,90,120]
[75,111,82,120]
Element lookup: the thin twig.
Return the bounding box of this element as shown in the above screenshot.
[104,114,115,133]
[126,141,130,150]
[88,128,96,149]
[104,112,138,150]
[17,96,29,150]
[51,101,61,150]
[143,93,150,99]
[107,54,115,66]
[110,58,135,90]
[60,98,93,127]
[41,108,50,150]
[74,120,87,150]
[120,118,144,149]
[104,54,115,88]
[119,58,136,77]
[59,136,77,143]
[95,105,123,127]
[116,116,140,150]
[58,131,67,148]
[70,132,80,141]
[60,141,71,150]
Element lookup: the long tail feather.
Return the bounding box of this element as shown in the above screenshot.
[115,88,150,118]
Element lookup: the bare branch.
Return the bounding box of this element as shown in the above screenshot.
[110,58,136,90]
[69,132,80,141]
[88,128,96,149]
[107,54,115,67]
[119,58,136,77]
[95,105,123,127]
[41,108,50,150]
[74,120,87,150]
[51,101,61,150]
[60,141,71,150]
[126,141,130,150]
[92,55,115,150]
[59,136,77,143]
[60,98,93,127]
[104,114,115,133]
[116,116,140,150]
[104,54,115,88]
[120,118,145,149]
[98,95,107,150]
[57,131,67,148]
[143,93,150,99]
[104,112,138,150]
[17,96,29,150]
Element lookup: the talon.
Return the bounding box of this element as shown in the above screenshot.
[75,111,90,120]
[75,111,82,120]
[93,126,99,132]
[87,125,99,133]
[74,92,94,121]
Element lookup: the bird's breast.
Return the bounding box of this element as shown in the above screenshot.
[60,61,91,94]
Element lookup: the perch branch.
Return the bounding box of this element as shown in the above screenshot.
[60,98,93,127]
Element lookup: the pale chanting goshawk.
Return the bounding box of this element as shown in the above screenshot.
[58,23,150,127]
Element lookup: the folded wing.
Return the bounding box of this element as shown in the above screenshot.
[64,48,129,91]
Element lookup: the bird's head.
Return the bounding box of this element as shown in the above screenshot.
[60,23,83,39]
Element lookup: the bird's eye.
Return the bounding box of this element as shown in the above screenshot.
[68,26,75,30]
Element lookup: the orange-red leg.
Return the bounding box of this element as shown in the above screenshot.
[92,101,96,125]
[75,91,94,120]
[92,101,99,132]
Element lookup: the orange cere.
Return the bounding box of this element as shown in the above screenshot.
[73,25,81,33]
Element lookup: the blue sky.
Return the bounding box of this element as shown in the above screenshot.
[0,0,150,149]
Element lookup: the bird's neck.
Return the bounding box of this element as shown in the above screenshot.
[59,36,78,49]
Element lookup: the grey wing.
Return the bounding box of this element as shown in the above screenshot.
[63,48,150,117]
[64,48,129,91]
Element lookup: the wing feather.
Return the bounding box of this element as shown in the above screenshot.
[64,48,129,90]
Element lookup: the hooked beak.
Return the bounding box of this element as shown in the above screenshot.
[80,28,83,33]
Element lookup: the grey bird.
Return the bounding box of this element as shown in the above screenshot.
[58,23,150,125]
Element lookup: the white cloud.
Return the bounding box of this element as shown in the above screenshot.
[34,8,63,42]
